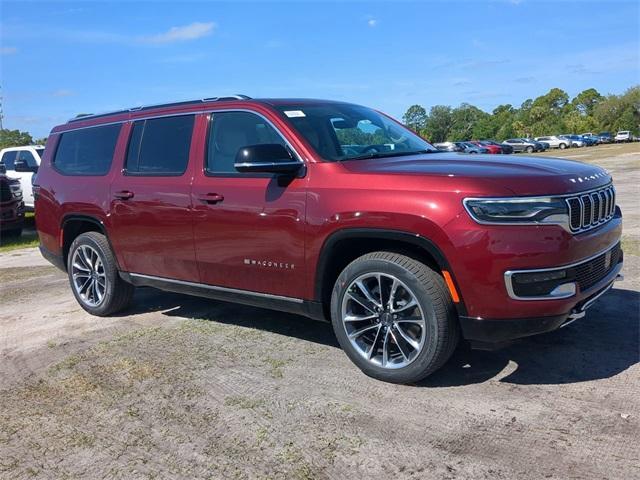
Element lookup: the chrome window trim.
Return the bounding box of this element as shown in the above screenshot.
[504,240,622,301]
[203,108,304,164]
[129,273,304,304]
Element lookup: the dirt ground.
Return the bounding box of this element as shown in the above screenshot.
[1,144,639,479]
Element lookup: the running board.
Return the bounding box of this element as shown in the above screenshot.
[119,272,326,321]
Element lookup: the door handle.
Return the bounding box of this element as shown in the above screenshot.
[113,190,135,200]
[198,193,224,204]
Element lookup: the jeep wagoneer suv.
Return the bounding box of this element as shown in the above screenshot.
[35,95,623,383]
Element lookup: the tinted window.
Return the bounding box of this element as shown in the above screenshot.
[207,111,286,174]
[1,150,18,170]
[126,115,194,175]
[54,124,121,175]
[17,150,38,167]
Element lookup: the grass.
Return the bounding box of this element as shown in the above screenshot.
[0,212,39,253]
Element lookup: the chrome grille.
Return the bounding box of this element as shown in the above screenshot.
[566,185,616,233]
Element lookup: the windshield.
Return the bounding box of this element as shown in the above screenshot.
[275,103,436,161]
[35,148,45,159]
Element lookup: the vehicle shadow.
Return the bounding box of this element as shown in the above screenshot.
[419,287,640,387]
[126,286,639,387]
[125,287,341,348]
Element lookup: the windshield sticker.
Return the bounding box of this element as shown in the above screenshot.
[284,110,306,118]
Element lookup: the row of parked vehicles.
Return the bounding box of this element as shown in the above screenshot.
[434,131,636,154]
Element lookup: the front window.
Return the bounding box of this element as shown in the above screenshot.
[275,103,435,161]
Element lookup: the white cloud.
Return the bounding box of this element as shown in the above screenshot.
[139,22,216,45]
[1,46,18,55]
[367,18,378,27]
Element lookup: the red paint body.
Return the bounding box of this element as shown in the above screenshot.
[35,99,622,324]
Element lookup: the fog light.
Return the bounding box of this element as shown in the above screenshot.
[549,282,576,297]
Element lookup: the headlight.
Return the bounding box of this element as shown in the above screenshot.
[464,196,569,226]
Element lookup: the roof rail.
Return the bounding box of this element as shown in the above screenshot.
[67,94,252,123]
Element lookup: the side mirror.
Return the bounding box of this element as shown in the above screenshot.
[14,160,37,173]
[234,144,303,175]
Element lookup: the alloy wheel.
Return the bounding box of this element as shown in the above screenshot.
[341,273,426,369]
[71,245,107,307]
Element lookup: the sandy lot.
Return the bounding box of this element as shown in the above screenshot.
[1,144,639,479]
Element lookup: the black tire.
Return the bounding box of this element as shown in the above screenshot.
[330,252,459,384]
[67,231,134,316]
[526,146,534,153]
[559,143,567,150]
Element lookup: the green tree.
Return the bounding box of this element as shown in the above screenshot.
[402,105,428,135]
[572,88,603,116]
[0,129,33,149]
[423,105,453,143]
[449,103,489,140]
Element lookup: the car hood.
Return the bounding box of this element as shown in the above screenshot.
[340,152,612,196]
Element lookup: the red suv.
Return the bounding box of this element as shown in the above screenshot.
[35,96,623,383]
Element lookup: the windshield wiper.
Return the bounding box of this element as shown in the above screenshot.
[340,149,436,161]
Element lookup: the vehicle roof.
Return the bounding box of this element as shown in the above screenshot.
[0,145,45,152]
[52,96,358,134]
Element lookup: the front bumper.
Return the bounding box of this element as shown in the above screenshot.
[459,258,623,345]
[0,200,25,231]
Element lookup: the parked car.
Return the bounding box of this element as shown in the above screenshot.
[480,139,513,154]
[0,173,25,238]
[502,138,543,153]
[615,131,632,143]
[597,132,613,143]
[434,142,463,152]
[0,145,44,211]
[559,135,585,148]
[456,142,489,154]
[35,95,623,384]
[534,136,571,149]
[581,134,601,145]
[469,141,502,154]
[525,138,549,150]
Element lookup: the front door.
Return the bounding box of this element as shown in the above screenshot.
[109,114,199,281]
[192,110,307,299]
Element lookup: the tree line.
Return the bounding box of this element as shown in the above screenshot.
[402,86,639,143]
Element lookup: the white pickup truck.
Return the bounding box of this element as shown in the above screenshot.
[0,145,45,211]
[614,131,632,143]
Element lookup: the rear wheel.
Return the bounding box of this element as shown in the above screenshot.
[330,252,459,384]
[559,143,567,149]
[526,146,534,153]
[67,232,134,316]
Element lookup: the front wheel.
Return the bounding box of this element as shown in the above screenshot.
[330,252,459,384]
[559,143,567,149]
[67,231,134,316]
[526,146,534,153]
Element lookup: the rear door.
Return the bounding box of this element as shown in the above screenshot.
[191,110,307,299]
[109,114,199,281]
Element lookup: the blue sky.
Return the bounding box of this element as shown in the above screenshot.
[1,0,639,137]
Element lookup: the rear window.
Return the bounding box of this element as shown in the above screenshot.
[125,115,194,175]
[54,124,121,175]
